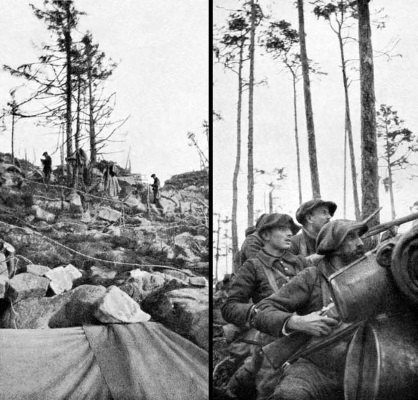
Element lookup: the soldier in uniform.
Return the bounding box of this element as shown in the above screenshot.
[251,219,368,400]
[150,174,160,204]
[290,199,337,264]
[221,213,310,399]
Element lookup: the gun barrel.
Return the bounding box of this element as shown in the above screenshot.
[362,212,418,239]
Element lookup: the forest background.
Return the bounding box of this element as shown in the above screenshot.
[0,0,209,184]
[213,0,418,279]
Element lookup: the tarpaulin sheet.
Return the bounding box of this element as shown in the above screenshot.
[0,322,208,400]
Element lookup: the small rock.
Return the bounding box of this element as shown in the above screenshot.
[45,266,73,295]
[68,192,83,212]
[25,215,35,223]
[106,225,121,236]
[97,207,121,222]
[24,264,51,277]
[132,216,152,227]
[81,210,93,223]
[64,264,82,281]
[124,195,140,208]
[6,273,50,302]
[189,276,208,288]
[90,266,117,280]
[129,270,166,291]
[94,286,151,323]
[32,205,55,223]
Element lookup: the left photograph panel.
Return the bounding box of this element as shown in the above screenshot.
[0,1,209,399]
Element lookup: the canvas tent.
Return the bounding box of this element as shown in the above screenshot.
[0,322,208,399]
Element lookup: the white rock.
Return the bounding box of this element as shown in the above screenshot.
[124,195,140,208]
[32,205,55,223]
[25,264,51,277]
[6,273,50,301]
[45,266,73,295]
[64,264,82,281]
[107,225,121,236]
[97,207,121,222]
[189,276,208,288]
[94,286,151,323]
[68,192,83,211]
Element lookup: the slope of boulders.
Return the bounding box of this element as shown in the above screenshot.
[0,160,209,350]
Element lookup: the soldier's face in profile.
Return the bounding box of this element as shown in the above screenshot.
[263,226,293,251]
[336,230,365,264]
[307,206,331,233]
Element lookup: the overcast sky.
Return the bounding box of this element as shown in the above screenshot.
[214,0,418,278]
[0,0,208,184]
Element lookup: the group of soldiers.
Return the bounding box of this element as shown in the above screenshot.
[39,151,162,204]
[219,199,379,400]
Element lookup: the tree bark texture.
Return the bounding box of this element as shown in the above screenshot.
[231,42,244,269]
[385,130,396,220]
[358,0,379,228]
[337,26,361,220]
[291,71,303,205]
[298,0,321,199]
[85,38,97,164]
[64,2,73,176]
[247,0,256,227]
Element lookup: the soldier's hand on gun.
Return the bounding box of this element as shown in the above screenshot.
[286,311,339,337]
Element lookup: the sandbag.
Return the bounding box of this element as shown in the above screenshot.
[391,226,418,308]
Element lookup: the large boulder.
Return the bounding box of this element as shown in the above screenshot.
[142,287,209,350]
[0,222,72,266]
[174,232,202,262]
[53,285,107,328]
[44,264,83,295]
[0,284,106,329]
[6,273,50,302]
[23,264,51,277]
[45,267,73,295]
[94,286,151,323]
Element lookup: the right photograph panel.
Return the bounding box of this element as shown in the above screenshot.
[213,1,418,399]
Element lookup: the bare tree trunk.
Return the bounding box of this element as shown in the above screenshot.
[297,0,321,199]
[358,0,379,230]
[337,24,361,220]
[385,132,396,219]
[343,128,347,218]
[11,110,15,165]
[215,213,221,282]
[231,41,244,270]
[269,189,273,213]
[247,0,256,228]
[85,38,97,165]
[64,2,73,178]
[291,70,303,205]
[75,75,81,152]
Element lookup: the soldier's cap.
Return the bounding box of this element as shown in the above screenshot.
[296,199,337,224]
[151,174,156,178]
[316,219,368,255]
[257,213,301,237]
[245,226,256,237]
[42,152,48,156]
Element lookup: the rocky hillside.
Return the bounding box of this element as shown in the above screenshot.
[0,161,209,350]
